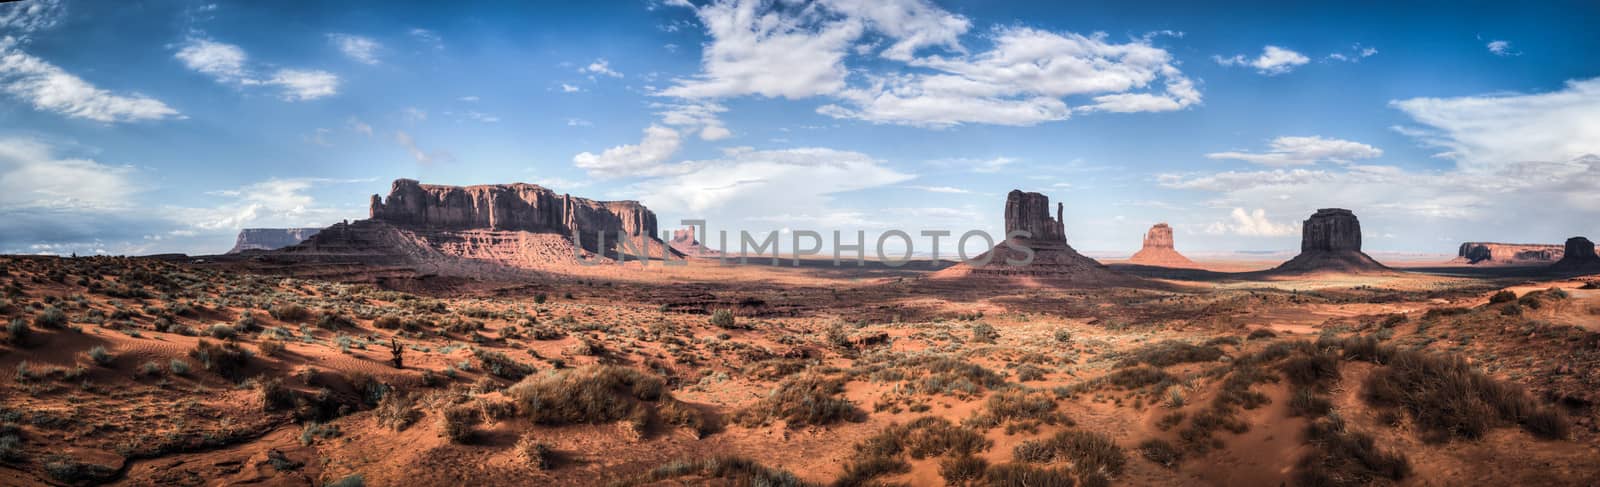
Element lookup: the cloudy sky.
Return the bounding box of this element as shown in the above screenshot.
[1,0,1597,256]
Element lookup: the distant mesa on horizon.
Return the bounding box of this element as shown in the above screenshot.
[1128,222,1195,268]
[934,190,1129,284]
[226,228,321,254]
[1456,241,1597,265]
[1268,208,1394,275]
[669,226,722,258]
[1551,236,1600,273]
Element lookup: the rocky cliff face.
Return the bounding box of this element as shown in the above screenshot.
[369,178,657,248]
[1004,190,1066,244]
[1129,223,1194,267]
[1552,236,1600,272]
[1272,208,1390,274]
[1300,208,1361,252]
[1456,242,1568,264]
[227,228,322,254]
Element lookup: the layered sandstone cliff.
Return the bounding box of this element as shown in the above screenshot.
[1456,241,1598,265]
[369,179,656,242]
[1128,223,1195,267]
[1004,190,1067,244]
[1551,236,1600,273]
[227,228,321,254]
[1271,208,1392,274]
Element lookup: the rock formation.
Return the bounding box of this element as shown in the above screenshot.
[934,190,1127,283]
[669,226,722,258]
[1455,242,1567,265]
[1270,208,1392,274]
[227,228,321,254]
[1128,223,1195,267]
[274,179,672,274]
[1551,236,1600,273]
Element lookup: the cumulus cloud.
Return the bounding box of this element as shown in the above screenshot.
[660,0,863,99]
[1390,77,1600,169]
[818,0,970,61]
[572,125,684,178]
[0,0,65,37]
[1206,136,1383,166]
[581,58,623,78]
[0,136,137,210]
[657,101,732,140]
[1214,45,1310,75]
[1486,40,1519,56]
[395,131,452,164]
[328,33,381,64]
[409,28,443,50]
[175,37,340,101]
[1205,208,1299,237]
[1326,44,1378,62]
[0,38,180,123]
[632,147,915,229]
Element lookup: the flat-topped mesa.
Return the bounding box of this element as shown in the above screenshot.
[1129,223,1195,267]
[227,228,321,254]
[369,178,657,239]
[1456,242,1568,265]
[1551,236,1600,273]
[669,226,722,258]
[1271,208,1391,274]
[1301,208,1361,252]
[1004,190,1066,245]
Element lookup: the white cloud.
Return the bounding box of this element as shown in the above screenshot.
[410,28,443,50]
[573,125,684,178]
[632,147,915,229]
[458,95,479,102]
[465,111,500,123]
[1206,136,1383,166]
[909,185,969,194]
[266,69,339,101]
[403,107,427,122]
[175,38,340,101]
[657,101,731,140]
[0,38,180,123]
[0,137,136,210]
[818,0,970,61]
[328,33,381,65]
[661,0,863,99]
[581,58,623,78]
[566,118,593,127]
[177,177,364,232]
[1204,208,1299,237]
[0,0,65,39]
[1486,40,1519,57]
[560,83,582,93]
[527,176,591,190]
[347,117,373,135]
[1214,45,1309,75]
[395,131,452,164]
[1327,44,1378,62]
[1390,77,1600,169]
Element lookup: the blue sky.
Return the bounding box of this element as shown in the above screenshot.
[1,0,1597,257]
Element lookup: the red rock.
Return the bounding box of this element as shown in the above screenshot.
[1270,208,1393,275]
[1551,236,1600,273]
[1128,223,1195,267]
[227,228,321,254]
[1456,242,1568,264]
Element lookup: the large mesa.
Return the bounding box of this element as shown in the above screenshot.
[933,190,1126,283]
[1455,242,1569,265]
[1269,208,1392,274]
[1550,236,1600,273]
[1128,223,1195,267]
[226,228,321,254]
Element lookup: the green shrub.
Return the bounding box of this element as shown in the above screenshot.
[87,345,113,366]
[971,323,999,343]
[733,373,859,428]
[1488,290,1517,304]
[33,306,66,329]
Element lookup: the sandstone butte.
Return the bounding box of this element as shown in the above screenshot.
[1128,223,1196,267]
[1270,208,1393,274]
[934,190,1127,283]
[1551,236,1600,272]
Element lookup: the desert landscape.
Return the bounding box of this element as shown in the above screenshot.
[4,1,1599,485]
[1,180,1598,486]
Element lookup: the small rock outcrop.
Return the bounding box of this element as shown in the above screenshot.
[1128,223,1195,267]
[1551,236,1600,273]
[934,190,1127,284]
[1455,242,1568,265]
[669,226,722,258]
[1271,208,1392,274]
[227,228,321,254]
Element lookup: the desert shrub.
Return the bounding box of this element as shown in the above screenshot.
[709,309,745,329]
[1280,350,1340,389]
[1115,340,1223,368]
[169,359,191,376]
[970,322,1000,344]
[1247,328,1277,340]
[1137,438,1182,468]
[1362,350,1568,441]
[635,456,811,487]
[982,463,1075,486]
[317,313,353,330]
[440,403,481,443]
[1293,415,1410,486]
[940,454,988,483]
[1012,429,1125,478]
[139,361,162,377]
[507,365,703,434]
[258,339,286,357]
[208,323,237,339]
[473,348,535,381]
[975,389,1065,427]
[190,339,250,380]
[1488,290,1517,303]
[1054,329,1073,343]
[43,455,119,484]
[258,377,297,411]
[1288,388,1333,418]
[515,434,555,470]
[5,318,30,346]
[374,392,422,431]
[87,345,113,366]
[326,473,364,487]
[33,306,66,329]
[269,303,312,322]
[372,315,401,330]
[1104,366,1174,390]
[734,373,858,427]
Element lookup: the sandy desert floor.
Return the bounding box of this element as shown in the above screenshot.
[1,255,1598,486]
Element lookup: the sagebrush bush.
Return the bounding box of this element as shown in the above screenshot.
[269,303,312,322]
[1362,349,1569,441]
[87,345,113,366]
[33,306,66,329]
[507,365,703,435]
[189,340,250,380]
[440,403,481,443]
[733,373,858,428]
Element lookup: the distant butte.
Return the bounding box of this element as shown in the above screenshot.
[934,190,1128,284]
[1128,223,1195,267]
[1550,236,1600,273]
[1269,208,1394,274]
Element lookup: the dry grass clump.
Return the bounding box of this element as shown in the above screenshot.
[472,348,534,381]
[837,416,992,486]
[981,463,1076,486]
[1137,438,1182,469]
[968,388,1071,429]
[506,365,707,436]
[1292,414,1410,487]
[515,434,555,470]
[627,456,812,487]
[1012,429,1126,481]
[190,339,251,380]
[734,373,859,428]
[855,353,1007,398]
[1361,349,1569,441]
[1115,340,1224,368]
[440,403,481,443]
[374,392,422,431]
